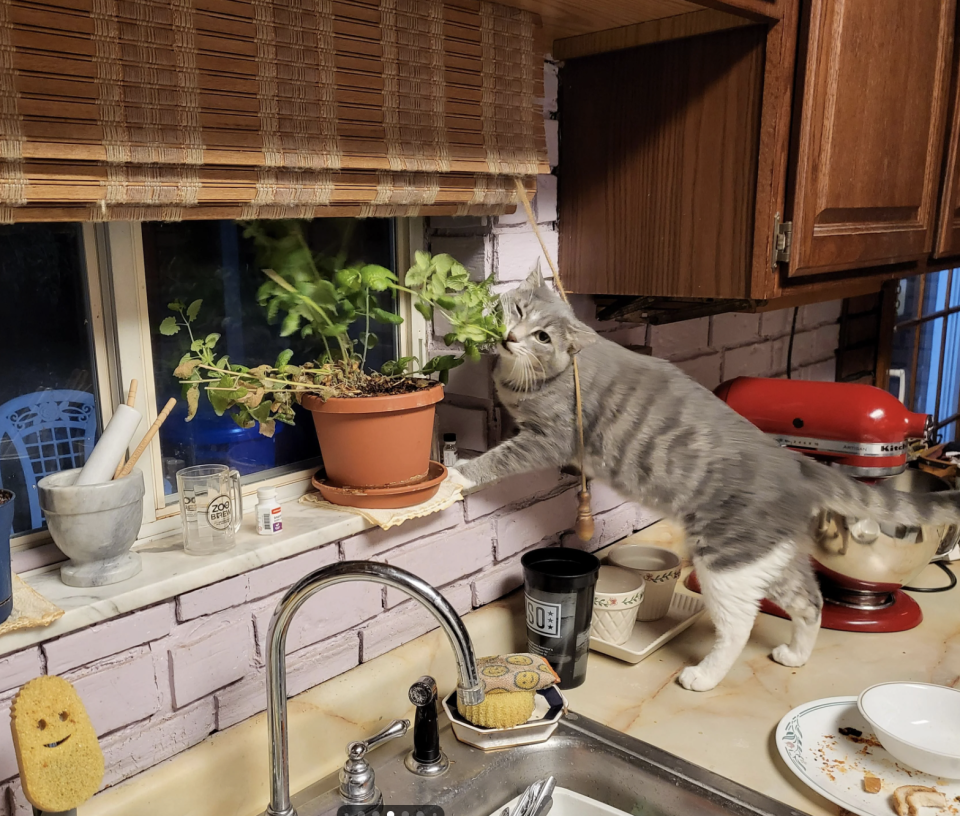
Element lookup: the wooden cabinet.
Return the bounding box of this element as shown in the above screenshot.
[559,0,960,306]
[786,0,955,277]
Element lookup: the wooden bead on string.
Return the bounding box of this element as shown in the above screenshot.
[574,489,595,541]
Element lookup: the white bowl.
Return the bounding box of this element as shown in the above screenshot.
[857,682,960,778]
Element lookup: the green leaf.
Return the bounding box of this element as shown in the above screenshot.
[414,300,434,321]
[280,312,301,337]
[425,354,462,372]
[443,332,457,346]
[319,321,350,337]
[360,264,398,292]
[190,338,205,352]
[249,400,273,422]
[312,279,339,306]
[394,356,416,373]
[167,301,184,312]
[359,332,379,350]
[205,333,220,347]
[404,265,430,288]
[159,317,180,336]
[186,299,203,321]
[371,307,403,325]
[414,250,431,269]
[334,267,362,293]
[464,341,481,362]
[433,254,454,275]
[380,360,398,376]
[275,349,294,369]
[435,295,456,310]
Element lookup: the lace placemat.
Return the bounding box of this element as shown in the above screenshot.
[0,574,64,636]
[299,469,471,530]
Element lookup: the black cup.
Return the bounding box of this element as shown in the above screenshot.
[521,548,600,689]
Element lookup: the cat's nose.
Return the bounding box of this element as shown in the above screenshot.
[506,332,517,343]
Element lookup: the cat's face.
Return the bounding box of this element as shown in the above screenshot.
[498,264,595,389]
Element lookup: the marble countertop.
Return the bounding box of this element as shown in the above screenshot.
[84,557,960,816]
[563,561,960,816]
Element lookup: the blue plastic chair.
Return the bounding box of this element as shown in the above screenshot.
[0,390,97,530]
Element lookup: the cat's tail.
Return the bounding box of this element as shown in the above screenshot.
[800,457,960,526]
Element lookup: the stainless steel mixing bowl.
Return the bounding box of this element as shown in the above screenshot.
[813,468,959,594]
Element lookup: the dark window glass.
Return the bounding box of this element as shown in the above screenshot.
[142,219,398,495]
[0,224,100,534]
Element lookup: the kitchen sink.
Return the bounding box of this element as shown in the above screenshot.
[285,709,809,816]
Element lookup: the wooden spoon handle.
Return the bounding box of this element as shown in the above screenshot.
[116,398,176,480]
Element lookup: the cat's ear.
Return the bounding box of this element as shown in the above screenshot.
[518,259,545,292]
[566,323,598,355]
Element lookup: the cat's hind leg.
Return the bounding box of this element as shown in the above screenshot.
[678,543,795,692]
[764,549,822,668]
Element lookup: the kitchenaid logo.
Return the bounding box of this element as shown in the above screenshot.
[206,495,233,530]
[526,597,561,638]
[770,435,906,456]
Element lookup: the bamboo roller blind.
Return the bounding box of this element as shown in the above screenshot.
[0,0,547,222]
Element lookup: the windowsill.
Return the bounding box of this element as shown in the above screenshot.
[2,494,377,659]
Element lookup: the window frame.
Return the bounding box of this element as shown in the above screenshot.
[893,268,960,439]
[11,216,428,555]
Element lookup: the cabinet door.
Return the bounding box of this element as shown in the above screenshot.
[936,42,960,258]
[785,0,956,278]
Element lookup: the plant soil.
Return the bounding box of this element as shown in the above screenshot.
[334,376,438,399]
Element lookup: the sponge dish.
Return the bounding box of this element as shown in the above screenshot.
[456,653,560,729]
[443,686,567,751]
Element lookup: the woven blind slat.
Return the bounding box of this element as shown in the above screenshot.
[0,0,546,222]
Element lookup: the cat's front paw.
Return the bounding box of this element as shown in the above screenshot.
[677,665,721,692]
[448,466,477,489]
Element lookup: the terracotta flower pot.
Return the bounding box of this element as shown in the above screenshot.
[301,384,444,492]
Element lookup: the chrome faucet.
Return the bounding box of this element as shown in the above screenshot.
[265,560,486,816]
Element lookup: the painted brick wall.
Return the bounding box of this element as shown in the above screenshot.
[0,55,844,812]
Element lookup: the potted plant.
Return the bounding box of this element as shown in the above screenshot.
[160,220,503,508]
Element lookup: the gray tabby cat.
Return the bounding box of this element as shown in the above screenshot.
[457,267,960,691]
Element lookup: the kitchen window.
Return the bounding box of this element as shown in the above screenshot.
[1,218,425,555]
[889,269,960,443]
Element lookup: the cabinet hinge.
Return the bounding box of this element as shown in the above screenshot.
[771,213,793,267]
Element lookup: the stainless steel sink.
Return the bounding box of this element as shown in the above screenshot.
[287,710,810,816]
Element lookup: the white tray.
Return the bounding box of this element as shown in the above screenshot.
[589,592,705,663]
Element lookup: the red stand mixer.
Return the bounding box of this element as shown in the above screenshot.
[685,377,955,633]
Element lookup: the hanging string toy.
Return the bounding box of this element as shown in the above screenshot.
[512,178,594,542]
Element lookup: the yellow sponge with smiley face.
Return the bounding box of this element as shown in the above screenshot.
[11,676,104,812]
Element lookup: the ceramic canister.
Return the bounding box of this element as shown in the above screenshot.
[608,544,682,622]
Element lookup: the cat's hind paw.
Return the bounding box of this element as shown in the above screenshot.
[771,644,808,668]
[677,665,721,692]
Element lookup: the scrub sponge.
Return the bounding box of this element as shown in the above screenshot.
[458,653,560,729]
[11,676,104,813]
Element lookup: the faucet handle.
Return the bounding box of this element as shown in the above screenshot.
[340,719,409,807]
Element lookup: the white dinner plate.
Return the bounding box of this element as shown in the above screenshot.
[775,696,960,816]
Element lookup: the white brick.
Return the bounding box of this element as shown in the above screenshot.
[675,354,722,390]
[711,312,761,349]
[384,524,492,605]
[255,582,382,656]
[588,482,629,514]
[44,603,174,673]
[100,699,215,787]
[0,649,41,694]
[216,630,360,729]
[535,173,558,223]
[796,359,836,382]
[177,546,338,621]
[545,118,559,168]
[437,403,488,453]
[167,616,253,708]
[464,469,567,520]
[759,308,794,338]
[496,489,578,560]
[495,228,559,282]
[792,324,840,367]
[601,325,648,347]
[495,203,530,227]
[361,581,473,663]
[648,318,710,361]
[443,355,493,400]
[0,691,20,781]
[428,215,487,233]
[341,505,462,560]
[598,504,641,545]
[66,648,164,736]
[722,341,774,380]
[542,62,558,112]
[799,299,842,329]
[429,235,491,281]
[472,540,552,607]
